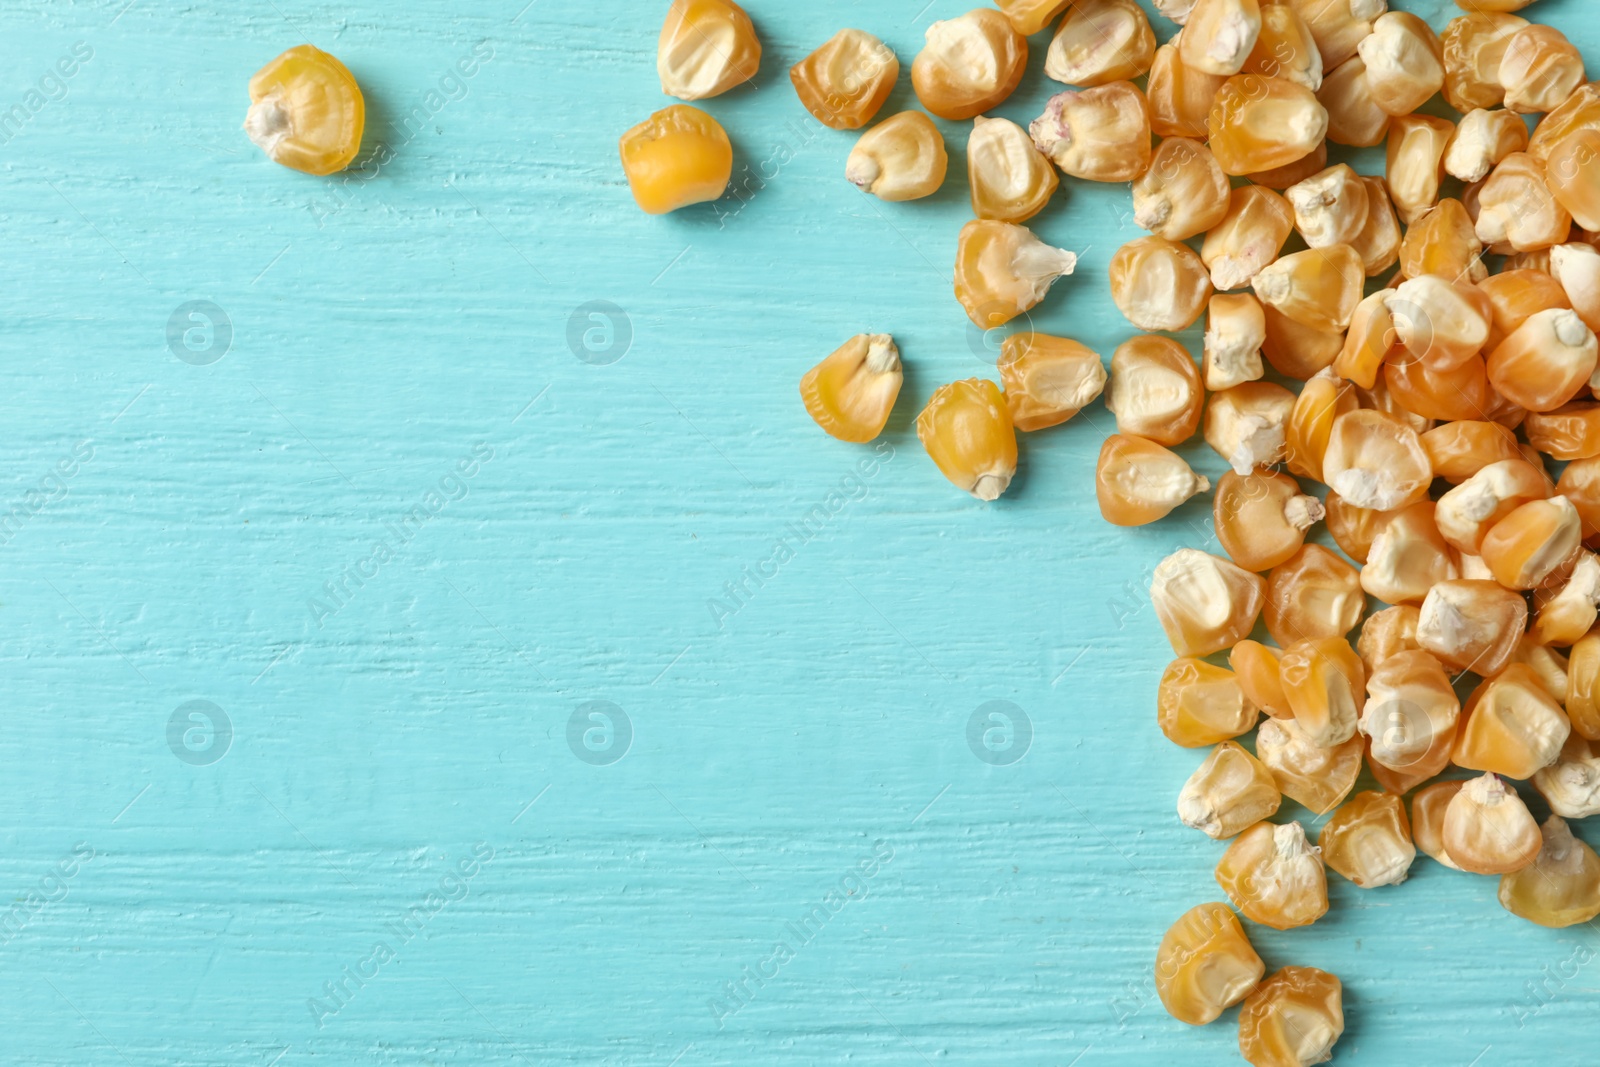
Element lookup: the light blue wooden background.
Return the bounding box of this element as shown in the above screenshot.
[1,0,1594,1062]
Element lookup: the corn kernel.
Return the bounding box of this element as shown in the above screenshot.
[1291,0,1381,69]
[1366,741,1449,797]
[1386,115,1454,225]
[1436,459,1551,554]
[1319,790,1415,888]
[1550,241,1600,332]
[1205,293,1268,391]
[993,0,1072,37]
[1181,0,1262,77]
[1045,0,1156,86]
[1500,24,1585,115]
[1499,816,1600,928]
[1244,2,1323,91]
[1480,494,1582,589]
[1215,471,1323,573]
[1421,421,1523,483]
[1357,12,1444,117]
[1360,649,1460,776]
[1209,74,1329,176]
[1098,434,1211,527]
[1260,305,1340,380]
[1284,369,1357,482]
[1107,335,1204,445]
[1257,716,1364,813]
[1477,153,1573,251]
[1238,967,1345,1067]
[1444,772,1542,875]
[1232,639,1292,718]
[790,30,898,131]
[1252,245,1363,333]
[967,117,1057,224]
[1147,39,1229,139]
[1361,502,1458,606]
[1030,82,1153,182]
[1530,84,1600,166]
[1216,821,1328,930]
[1280,636,1366,747]
[1178,741,1282,838]
[1203,186,1297,292]
[620,105,733,215]
[1285,165,1368,249]
[1152,548,1268,657]
[800,334,903,443]
[1132,138,1231,241]
[912,9,1027,121]
[1154,0,1197,23]
[1511,634,1570,702]
[1486,309,1597,415]
[1359,373,1443,435]
[1569,634,1600,738]
[1417,578,1528,676]
[1547,131,1600,234]
[1399,199,1484,283]
[846,111,948,202]
[998,333,1105,432]
[1160,657,1259,746]
[1442,14,1529,113]
[1532,552,1600,645]
[1453,663,1571,779]
[1534,735,1600,817]
[1205,381,1296,475]
[1411,779,1465,869]
[1109,237,1213,331]
[1558,455,1600,539]
[1479,268,1571,351]
[1246,141,1330,190]
[954,220,1077,328]
[1348,176,1403,276]
[1322,409,1433,512]
[1382,349,1497,423]
[916,378,1018,500]
[1155,902,1264,1025]
[244,45,365,176]
[1317,56,1391,148]
[1445,109,1528,186]
[657,0,761,101]
[1332,292,1393,390]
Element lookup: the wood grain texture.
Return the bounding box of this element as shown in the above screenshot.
[0,0,1595,1062]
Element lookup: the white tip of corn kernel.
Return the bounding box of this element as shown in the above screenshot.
[1329,468,1405,512]
[845,152,883,193]
[1284,494,1324,531]
[245,95,292,157]
[1152,0,1196,24]
[971,473,1010,501]
[1228,415,1285,476]
[1208,11,1255,69]
[1350,0,1387,20]
[1551,308,1592,349]
[865,335,900,374]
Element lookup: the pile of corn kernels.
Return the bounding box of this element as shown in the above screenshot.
[611,0,1600,1063]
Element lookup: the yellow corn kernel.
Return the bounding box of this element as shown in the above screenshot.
[1533,552,1600,645]
[657,0,761,100]
[1359,370,1445,435]
[800,334,903,443]
[1366,739,1450,797]
[1386,115,1454,225]
[1534,734,1600,815]
[912,9,1027,121]
[1322,409,1432,512]
[244,45,365,176]
[1550,241,1600,332]
[1399,198,1484,283]
[1421,420,1524,483]
[1159,657,1258,746]
[1531,83,1600,165]
[1360,649,1461,775]
[1266,546,1363,649]
[1357,604,1423,675]
[1350,177,1403,278]
[997,333,1104,432]
[1443,772,1543,875]
[1202,186,1296,292]
[1256,716,1363,813]
[1147,39,1228,139]
[1208,74,1329,176]
[1442,14,1529,113]
[1107,336,1203,445]
[1569,635,1600,739]
[846,111,948,202]
[1177,741,1281,839]
[953,220,1077,328]
[1238,967,1344,1067]
[1382,349,1497,423]
[1480,268,1571,353]
[1132,138,1231,242]
[1154,902,1264,1025]
[1245,140,1329,190]
[967,117,1057,224]
[1332,292,1392,390]
[1500,24,1584,116]
[1290,0,1379,69]
[1109,237,1213,332]
[1097,434,1210,527]
[1280,636,1366,747]
[1232,639,1291,718]
[1512,633,1570,701]
[1357,12,1444,118]
[1480,494,1583,589]
[1317,56,1391,148]
[1045,0,1155,86]
[1180,0,1262,77]
[1527,403,1600,462]
[1361,502,1458,606]
[1436,459,1551,554]
[619,105,733,215]
[1215,821,1328,930]
[1251,245,1363,333]
[1411,779,1465,869]
[1477,153,1573,251]
[1500,816,1600,928]
[1445,108,1529,185]
[1243,2,1322,91]
[1152,549,1268,657]
[1284,369,1356,483]
[789,29,898,131]
[1386,275,1491,372]
[1559,455,1600,540]
[1454,663,1572,779]
[916,379,1017,501]
[1504,247,1553,272]
[1029,82,1152,183]
[1547,131,1600,233]
[1205,293,1268,391]
[993,0,1072,36]
[1319,791,1416,888]
[1418,578,1529,676]
[1205,381,1296,475]
[1261,305,1340,381]
[1216,470,1323,573]
[1285,164,1369,249]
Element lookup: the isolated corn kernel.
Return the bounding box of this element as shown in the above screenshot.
[912,9,1027,121]
[1529,83,1600,164]
[1152,549,1268,657]
[1454,663,1571,779]
[1479,494,1582,590]
[658,0,761,100]
[1177,741,1281,839]
[244,45,365,176]
[916,379,1017,501]
[1106,336,1203,446]
[997,333,1104,432]
[1029,82,1152,183]
[1549,241,1600,332]
[1251,245,1363,333]
[847,111,948,202]
[967,117,1057,224]
[993,0,1072,36]
[1350,177,1402,277]
[1285,164,1369,249]
[1441,13,1528,113]
[1317,56,1390,148]
[1445,109,1528,185]
[1322,409,1432,512]
[1477,153,1572,251]
[1319,790,1415,888]
[1357,605,1421,675]
[1386,115,1454,225]
[1360,649,1460,775]
[789,29,898,130]
[800,334,903,443]
[1204,293,1267,391]
[1486,309,1598,412]
[1215,471,1322,572]
[1435,459,1551,554]
[1154,903,1264,1025]
[1361,502,1458,606]
[620,105,733,215]
[954,220,1077,328]
[1499,816,1600,928]
[1159,657,1258,747]
[1147,39,1228,139]
[1109,237,1213,332]
[1417,578,1528,676]
[1232,640,1291,718]
[1045,0,1155,86]
[1133,138,1231,242]
[1098,435,1210,527]
[1238,967,1344,1067]
[1443,773,1542,875]
[1411,779,1465,869]
[1280,636,1366,747]
[1399,198,1485,283]
[1256,716,1363,814]
[1203,186,1296,292]
[1243,2,1322,91]
[1181,0,1262,77]
[1534,735,1600,817]
[1216,821,1328,930]
[1547,130,1600,233]
[1205,381,1295,475]
[1284,370,1357,483]
[1290,0,1383,70]
[1208,74,1329,175]
[1500,24,1584,115]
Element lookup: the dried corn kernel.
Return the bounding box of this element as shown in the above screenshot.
[1548,131,1600,233]
[1382,350,1497,423]
[916,378,1017,500]
[1181,0,1262,77]
[1318,56,1391,148]
[1160,657,1259,746]
[1534,553,1600,645]
[1570,635,1600,738]
[1411,779,1465,868]
[1442,14,1529,113]
[1256,716,1363,813]
[1436,459,1551,554]
[1205,293,1268,391]
[790,30,898,130]
[1445,109,1529,184]
[1480,268,1572,353]
[847,111,949,202]
[1107,336,1203,446]
[1319,790,1415,888]
[1154,0,1197,23]
[1046,0,1156,86]
[1500,24,1584,115]
[1550,241,1600,332]
[1153,549,1267,657]
[1154,902,1264,1025]
[1291,0,1382,69]
[967,116,1057,223]
[1209,74,1329,176]
[1454,663,1571,779]
[1030,82,1153,182]
[658,0,761,100]
[1133,138,1231,242]
[1421,421,1523,483]
[245,45,365,176]
[1361,502,1457,606]
[998,333,1105,432]
[1216,470,1323,572]
[1389,278,1491,374]
[1280,636,1366,747]
[954,220,1077,328]
[620,105,733,215]
[1350,176,1404,277]
[1098,434,1211,527]
[1443,772,1542,875]
[1333,292,1393,390]
[800,334,903,443]
[1251,245,1363,333]
[1361,649,1460,775]
[1357,12,1444,117]
[1232,639,1291,718]
[1357,376,1438,436]
[1148,39,1229,139]
[1511,635,1570,701]
[1558,456,1600,539]
[1262,305,1343,380]
[1216,821,1328,930]
[1178,740,1282,838]
[1203,186,1297,291]
[912,9,1027,121]
[1529,83,1600,163]
[1366,740,1447,797]
[1386,115,1454,225]
[1247,140,1329,190]
[1238,966,1344,1067]
[1500,816,1600,928]
[1286,164,1369,249]
[994,0,1072,36]
[1399,199,1485,284]
[1322,409,1432,512]
[1417,578,1528,676]
[1479,494,1582,589]
[1205,381,1296,474]
[1285,369,1358,482]
[1109,237,1213,331]
[1534,735,1600,817]
[1486,309,1598,412]
[1477,153,1573,251]
[1244,2,1322,91]
[1358,605,1422,675]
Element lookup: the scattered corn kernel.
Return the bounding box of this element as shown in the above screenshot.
[1148,38,1229,139]
[1291,0,1383,69]
[1209,74,1330,175]
[998,333,1105,432]
[1106,336,1204,446]
[1528,82,1600,163]
[1445,109,1529,185]
[1486,308,1597,413]
[1322,409,1433,512]
[1532,552,1600,645]
[1477,153,1573,251]
[1262,304,1343,380]
[1422,420,1524,483]
[1285,369,1358,482]
[1318,56,1391,148]
[1411,779,1466,869]
[1045,0,1156,86]
[1232,639,1292,718]
[967,116,1058,223]
[1435,459,1551,554]
[1399,199,1485,284]
[953,220,1077,328]
[1361,649,1460,776]
[1361,502,1458,605]
[916,378,1018,501]
[1151,548,1268,657]
[800,334,903,443]
[1443,772,1543,875]
[1534,734,1600,817]
[244,45,365,176]
[1500,24,1585,115]
[1177,740,1282,838]
[1215,470,1323,572]
[1441,14,1529,113]
[1569,635,1600,738]
[1159,657,1259,746]
[1549,241,1600,332]
[847,111,949,202]
[1386,115,1455,225]
[620,105,734,215]
[1238,967,1344,1067]
[912,9,1028,121]
[1098,434,1211,527]
[1332,292,1392,389]
[1286,164,1369,248]
[1216,821,1328,930]
[1499,815,1600,928]
[1479,494,1582,590]
[789,29,898,130]
[994,0,1072,36]
[1109,237,1214,332]
[1453,663,1572,779]
[1244,2,1323,91]
[1204,381,1296,475]
[1547,131,1600,233]
[657,0,761,100]
[1358,605,1422,675]
[1181,0,1263,77]
[1203,186,1297,291]
[1256,716,1363,814]
[1251,245,1363,333]
[1350,177,1403,275]
[1154,902,1264,1025]
[1133,138,1231,242]
[1029,82,1153,182]
[1319,790,1416,888]
[1280,635,1366,747]
[1204,293,1268,391]
[1417,578,1529,676]
[1358,12,1444,117]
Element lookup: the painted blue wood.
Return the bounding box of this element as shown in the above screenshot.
[0,0,1594,1062]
